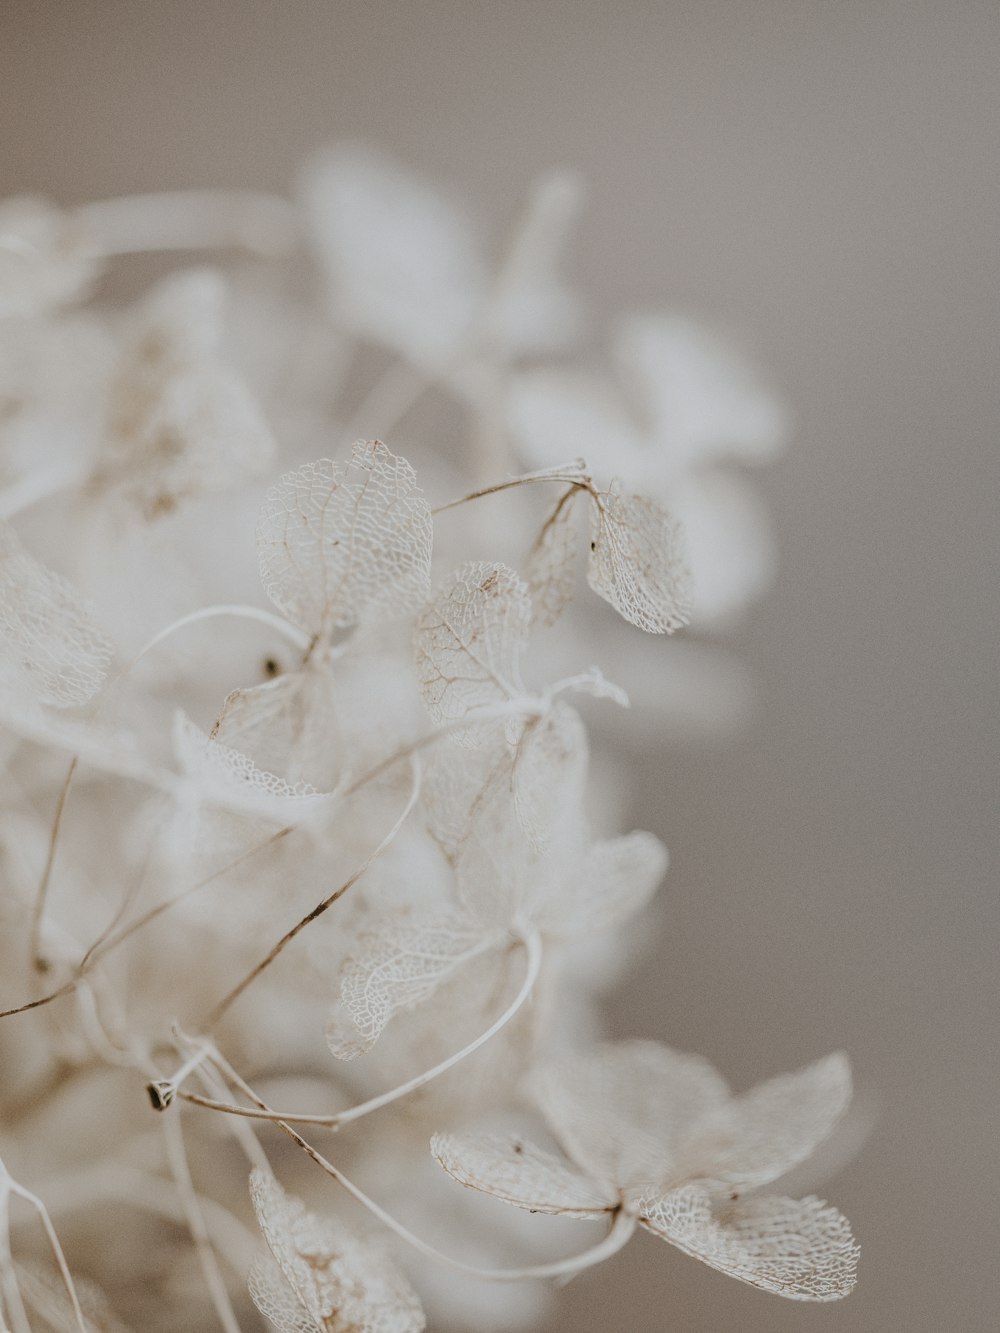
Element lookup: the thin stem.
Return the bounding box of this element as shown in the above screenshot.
[128,605,310,677]
[0,1159,87,1333]
[181,930,542,1130]
[76,190,298,258]
[201,758,420,1029]
[147,1042,213,1111]
[431,461,594,515]
[29,757,78,973]
[161,1111,242,1333]
[201,1054,636,1284]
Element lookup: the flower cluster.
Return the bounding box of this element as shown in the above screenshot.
[0,147,854,1331]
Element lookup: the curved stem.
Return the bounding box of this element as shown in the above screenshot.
[130,604,310,673]
[30,756,78,973]
[181,930,543,1130]
[77,190,298,258]
[200,757,421,1030]
[431,461,593,516]
[201,1053,636,1284]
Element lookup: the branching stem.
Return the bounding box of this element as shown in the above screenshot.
[181,929,543,1130]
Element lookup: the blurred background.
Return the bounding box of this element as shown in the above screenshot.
[2,1,996,1328]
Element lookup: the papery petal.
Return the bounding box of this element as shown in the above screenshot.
[327,910,494,1059]
[531,1042,730,1193]
[680,1053,853,1192]
[431,1131,617,1218]
[586,490,692,635]
[258,442,432,637]
[638,1184,858,1301]
[250,1169,425,1331]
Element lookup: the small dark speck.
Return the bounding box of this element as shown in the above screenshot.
[590,541,597,551]
[263,657,281,678]
[513,1142,524,1154]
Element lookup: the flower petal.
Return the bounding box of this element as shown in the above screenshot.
[431,1131,616,1218]
[639,1184,858,1301]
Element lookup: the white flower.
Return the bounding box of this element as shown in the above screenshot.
[433,1042,858,1301]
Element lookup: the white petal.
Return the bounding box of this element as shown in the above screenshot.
[616,314,790,472]
[0,520,113,708]
[211,670,340,792]
[681,1053,853,1191]
[258,442,432,637]
[507,367,644,477]
[537,829,667,936]
[531,1042,730,1193]
[250,1169,425,1331]
[327,910,492,1059]
[414,561,530,729]
[639,1184,859,1301]
[300,144,483,369]
[586,490,693,634]
[523,487,583,628]
[431,1131,616,1218]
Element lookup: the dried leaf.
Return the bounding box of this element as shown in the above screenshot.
[0,519,113,707]
[586,489,692,634]
[638,1186,858,1301]
[249,1169,425,1332]
[430,1131,616,1218]
[258,442,432,638]
[414,561,530,729]
[174,711,325,815]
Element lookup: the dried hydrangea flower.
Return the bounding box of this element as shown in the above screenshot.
[433,1042,858,1301]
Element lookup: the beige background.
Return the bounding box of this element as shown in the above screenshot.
[2,2,997,1329]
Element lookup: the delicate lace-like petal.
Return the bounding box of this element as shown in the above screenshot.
[258,442,432,637]
[638,1185,858,1301]
[431,1132,617,1218]
[531,1043,730,1193]
[414,561,530,728]
[586,490,692,634]
[523,488,582,628]
[680,1053,853,1191]
[15,1258,132,1333]
[421,727,512,863]
[173,710,324,818]
[328,911,493,1059]
[536,829,667,936]
[0,520,113,707]
[211,670,340,792]
[250,1169,425,1332]
[301,145,483,369]
[511,703,589,853]
[101,268,274,519]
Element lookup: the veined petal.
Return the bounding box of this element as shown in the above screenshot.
[638,1184,858,1301]
[431,1131,616,1218]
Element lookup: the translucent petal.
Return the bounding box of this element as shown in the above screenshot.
[250,1169,425,1332]
[511,703,589,854]
[100,267,274,520]
[249,1246,319,1333]
[258,442,432,637]
[679,1053,853,1191]
[536,829,667,936]
[523,488,582,628]
[211,669,340,792]
[0,519,113,707]
[638,1185,858,1301]
[300,145,483,369]
[16,1258,132,1333]
[421,726,512,863]
[586,490,692,634]
[327,910,493,1059]
[531,1043,730,1193]
[173,710,325,818]
[615,314,790,472]
[414,561,531,728]
[431,1131,617,1218]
